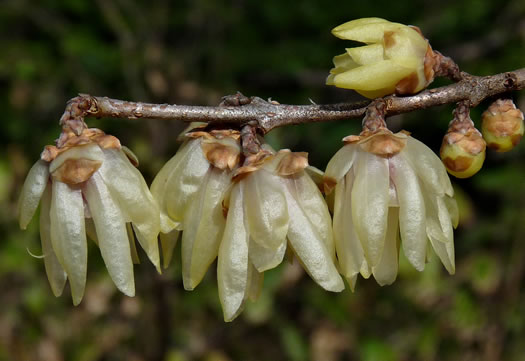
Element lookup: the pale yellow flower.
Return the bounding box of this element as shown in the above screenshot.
[326,18,436,98]
[18,129,160,305]
[218,149,343,321]
[325,129,457,290]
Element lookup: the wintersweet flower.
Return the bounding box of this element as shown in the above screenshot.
[219,149,344,321]
[18,128,161,305]
[151,129,241,288]
[326,17,438,98]
[324,128,457,290]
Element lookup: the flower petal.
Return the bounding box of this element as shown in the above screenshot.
[98,148,161,272]
[285,186,344,292]
[40,184,67,297]
[19,160,49,229]
[351,151,390,267]
[372,207,400,285]
[126,223,141,264]
[334,174,369,280]
[160,139,211,225]
[84,172,135,297]
[390,154,427,271]
[249,237,286,272]
[218,184,250,322]
[244,171,289,250]
[50,180,87,305]
[246,263,263,302]
[403,137,454,196]
[333,59,414,91]
[160,230,180,269]
[182,168,230,290]
[444,195,459,228]
[332,18,401,43]
[347,44,385,65]
[324,144,356,193]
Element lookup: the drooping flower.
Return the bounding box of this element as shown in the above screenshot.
[326,17,439,98]
[150,129,241,288]
[18,128,161,305]
[481,99,524,152]
[324,128,457,290]
[219,149,344,321]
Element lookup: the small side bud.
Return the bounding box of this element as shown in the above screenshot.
[481,99,524,152]
[440,102,486,179]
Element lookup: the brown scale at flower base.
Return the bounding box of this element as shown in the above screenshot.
[324,127,457,290]
[18,128,161,305]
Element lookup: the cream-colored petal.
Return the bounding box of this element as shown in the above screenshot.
[333,60,414,91]
[372,207,400,285]
[249,237,286,272]
[246,263,263,302]
[288,171,335,259]
[244,171,289,250]
[126,223,140,264]
[150,140,198,231]
[336,173,370,279]
[50,180,87,305]
[423,191,455,274]
[163,139,211,224]
[428,234,455,275]
[98,148,161,272]
[40,184,67,297]
[218,184,250,322]
[332,18,401,43]
[383,27,428,60]
[19,160,49,229]
[85,218,98,246]
[403,137,453,196]
[346,274,358,292]
[160,230,179,269]
[284,186,344,292]
[324,144,357,191]
[347,44,385,65]
[390,155,427,271]
[351,151,390,267]
[84,172,135,297]
[444,195,459,228]
[182,168,230,290]
[332,52,359,71]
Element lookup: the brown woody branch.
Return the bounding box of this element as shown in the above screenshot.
[61,68,525,134]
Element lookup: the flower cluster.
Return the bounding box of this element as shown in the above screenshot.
[151,129,342,321]
[19,128,161,305]
[325,128,457,289]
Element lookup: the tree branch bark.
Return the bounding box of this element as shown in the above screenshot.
[62,68,525,134]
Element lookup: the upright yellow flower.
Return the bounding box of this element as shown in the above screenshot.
[326,18,437,98]
[324,128,457,289]
[18,128,161,305]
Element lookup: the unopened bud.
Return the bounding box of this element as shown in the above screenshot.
[440,129,486,178]
[481,99,524,152]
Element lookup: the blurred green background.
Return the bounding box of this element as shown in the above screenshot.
[1,0,524,360]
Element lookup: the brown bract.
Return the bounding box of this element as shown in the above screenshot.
[482,100,524,137]
[442,129,486,156]
[344,129,408,158]
[276,151,309,176]
[52,159,102,184]
[232,150,273,182]
[201,141,240,170]
[41,128,121,162]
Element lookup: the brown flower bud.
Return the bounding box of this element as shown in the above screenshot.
[481,99,524,152]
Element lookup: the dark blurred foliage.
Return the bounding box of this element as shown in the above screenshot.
[1,0,524,360]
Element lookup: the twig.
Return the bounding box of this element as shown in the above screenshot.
[61,68,524,134]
